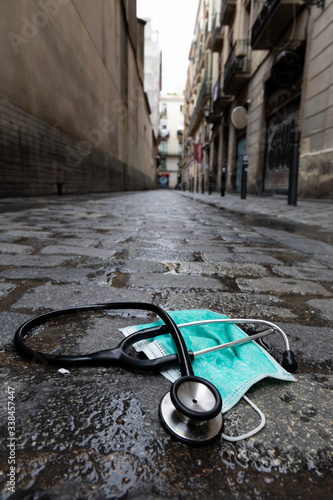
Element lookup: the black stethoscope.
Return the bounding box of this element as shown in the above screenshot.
[14,302,297,445]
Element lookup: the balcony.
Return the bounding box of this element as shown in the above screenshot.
[158,141,168,155]
[187,80,212,136]
[198,26,204,43]
[211,14,224,52]
[207,75,233,122]
[220,0,237,26]
[203,0,209,18]
[205,19,211,50]
[198,44,205,70]
[194,62,202,86]
[223,40,251,94]
[177,130,183,144]
[251,0,304,50]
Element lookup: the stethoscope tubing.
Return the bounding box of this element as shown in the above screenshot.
[192,328,275,357]
[14,302,194,377]
[170,318,296,372]
[173,318,290,353]
[14,305,296,373]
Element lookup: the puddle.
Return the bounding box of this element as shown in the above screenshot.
[242,213,332,245]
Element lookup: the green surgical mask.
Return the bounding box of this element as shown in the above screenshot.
[121,309,296,441]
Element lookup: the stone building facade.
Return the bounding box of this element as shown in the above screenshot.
[142,19,162,141]
[0,0,157,197]
[183,0,333,199]
[158,95,184,188]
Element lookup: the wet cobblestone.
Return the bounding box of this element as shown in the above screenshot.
[0,190,332,499]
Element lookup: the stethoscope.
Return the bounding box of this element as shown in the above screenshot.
[14,302,297,445]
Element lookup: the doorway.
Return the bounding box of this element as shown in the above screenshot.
[235,136,246,192]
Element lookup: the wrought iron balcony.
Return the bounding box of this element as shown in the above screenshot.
[187,80,212,136]
[220,0,237,26]
[203,0,209,19]
[223,40,251,94]
[251,0,304,49]
[207,75,232,122]
[205,19,211,50]
[211,13,224,52]
[198,44,205,70]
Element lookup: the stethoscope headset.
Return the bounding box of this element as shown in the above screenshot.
[14,301,297,446]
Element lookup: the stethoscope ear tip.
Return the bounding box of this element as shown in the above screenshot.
[159,376,223,446]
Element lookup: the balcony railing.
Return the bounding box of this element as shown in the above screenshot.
[211,13,224,52]
[208,75,232,121]
[223,40,251,94]
[220,0,237,26]
[159,142,168,155]
[205,18,211,50]
[251,0,304,49]
[187,79,212,136]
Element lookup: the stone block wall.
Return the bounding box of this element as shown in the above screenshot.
[0,0,157,197]
[299,0,333,198]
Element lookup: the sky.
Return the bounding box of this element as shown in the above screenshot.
[137,0,199,95]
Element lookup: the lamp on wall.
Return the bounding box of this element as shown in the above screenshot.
[203,105,210,121]
[271,50,303,88]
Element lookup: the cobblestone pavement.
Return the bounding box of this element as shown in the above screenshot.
[0,190,332,499]
[180,191,333,244]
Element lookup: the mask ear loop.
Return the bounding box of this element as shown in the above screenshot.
[221,395,266,442]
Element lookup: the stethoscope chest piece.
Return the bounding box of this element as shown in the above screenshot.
[159,375,223,445]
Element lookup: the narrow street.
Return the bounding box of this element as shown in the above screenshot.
[0,190,332,499]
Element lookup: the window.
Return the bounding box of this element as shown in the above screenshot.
[159,141,168,155]
[160,158,167,169]
[180,105,184,113]
[161,103,167,117]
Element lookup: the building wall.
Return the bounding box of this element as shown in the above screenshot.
[159,95,184,188]
[183,0,333,199]
[143,19,161,139]
[299,0,333,198]
[0,0,156,197]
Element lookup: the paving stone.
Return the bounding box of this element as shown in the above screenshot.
[122,248,196,262]
[0,282,16,298]
[254,227,333,255]
[0,268,104,284]
[0,254,76,267]
[204,252,281,265]
[0,311,31,347]
[0,242,34,254]
[306,298,333,320]
[315,254,333,268]
[49,238,99,248]
[176,261,268,278]
[232,246,297,254]
[10,284,154,311]
[105,260,168,274]
[40,244,115,259]
[272,265,333,281]
[120,273,227,291]
[262,322,333,370]
[173,243,231,252]
[230,374,333,464]
[0,230,53,240]
[165,291,296,320]
[296,258,327,268]
[221,233,273,244]
[55,227,137,237]
[236,277,332,295]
